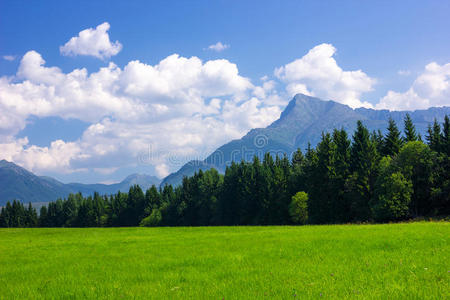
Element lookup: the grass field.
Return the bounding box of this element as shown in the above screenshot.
[0,222,449,299]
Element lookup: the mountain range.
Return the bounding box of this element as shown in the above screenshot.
[0,159,160,206]
[161,93,450,186]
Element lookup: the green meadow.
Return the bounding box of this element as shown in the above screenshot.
[0,222,449,299]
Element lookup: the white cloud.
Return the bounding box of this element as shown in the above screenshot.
[0,50,281,176]
[121,54,252,101]
[275,43,375,108]
[155,163,169,178]
[207,42,229,52]
[3,55,16,61]
[0,137,83,174]
[60,22,122,59]
[377,62,450,110]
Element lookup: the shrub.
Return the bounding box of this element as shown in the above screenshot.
[140,209,162,227]
[289,192,308,224]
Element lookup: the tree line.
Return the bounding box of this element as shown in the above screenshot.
[1,114,449,227]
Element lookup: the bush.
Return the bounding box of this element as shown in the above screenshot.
[140,209,162,227]
[373,171,412,222]
[289,192,308,224]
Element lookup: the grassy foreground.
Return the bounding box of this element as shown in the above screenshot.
[0,223,449,299]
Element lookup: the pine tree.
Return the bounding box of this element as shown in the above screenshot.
[308,132,336,223]
[25,202,38,227]
[0,204,11,227]
[383,118,403,156]
[289,149,306,198]
[403,113,417,142]
[442,115,450,156]
[332,128,351,222]
[371,130,384,155]
[426,119,442,152]
[347,121,379,221]
[252,155,270,224]
[39,206,48,227]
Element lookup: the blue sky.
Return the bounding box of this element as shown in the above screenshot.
[1,0,450,183]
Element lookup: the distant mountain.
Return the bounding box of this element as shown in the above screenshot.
[0,160,160,205]
[65,173,160,196]
[161,93,450,186]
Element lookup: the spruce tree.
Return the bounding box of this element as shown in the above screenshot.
[442,115,450,156]
[371,130,384,155]
[426,119,442,152]
[383,118,403,156]
[332,128,351,222]
[403,113,417,142]
[309,132,336,224]
[289,149,306,198]
[348,121,379,221]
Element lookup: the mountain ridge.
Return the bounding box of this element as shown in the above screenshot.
[0,160,161,205]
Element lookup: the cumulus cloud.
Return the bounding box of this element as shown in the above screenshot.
[0,137,83,174]
[0,51,138,138]
[207,42,229,52]
[275,43,375,108]
[0,50,281,176]
[60,22,122,59]
[3,55,16,61]
[377,62,450,110]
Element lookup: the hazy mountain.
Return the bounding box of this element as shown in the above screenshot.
[66,174,160,196]
[161,93,450,186]
[0,160,160,205]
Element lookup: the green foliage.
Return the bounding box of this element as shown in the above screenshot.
[0,200,37,227]
[308,132,336,223]
[347,121,379,222]
[426,119,442,152]
[383,118,403,156]
[373,157,412,221]
[403,113,418,142]
[394,141,434,216]
[140,209,162,227]
[289,192,308,224]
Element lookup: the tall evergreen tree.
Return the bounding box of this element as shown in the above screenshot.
[347,121,379,221]
[426,119,442,152]
[442,115,450,155]
[289,149,306,197]
[403,113,418,142]
[371,130,384,155]
[308,132,336,223]
[383,118,403,156]
[25,203,38,227]
[332,128,351,222]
